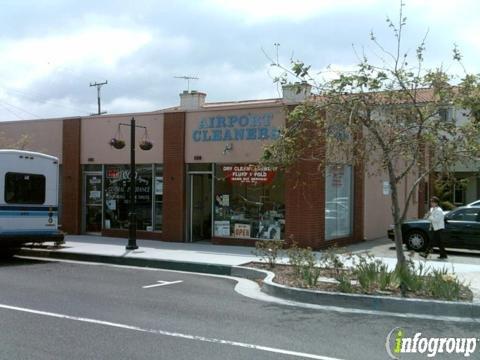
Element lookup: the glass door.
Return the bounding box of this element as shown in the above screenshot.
[84,173,103,233]
[189,174,213,242]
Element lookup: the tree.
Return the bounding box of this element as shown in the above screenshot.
[262,2,480,281]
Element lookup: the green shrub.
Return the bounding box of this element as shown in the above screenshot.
[286,242,320,287]
[394,260,429,293]
[425,268,464,301]
[337,273,353,293]
[320,245,345,277]
[253,240,284,269]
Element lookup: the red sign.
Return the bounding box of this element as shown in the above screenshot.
[106,168,120,178]
[222,165,276,185]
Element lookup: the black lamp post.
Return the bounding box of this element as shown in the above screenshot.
[110,117,153,250]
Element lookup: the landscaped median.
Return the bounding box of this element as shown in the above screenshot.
[16,242,480,319]
[241,240,480,319]
[232,266,480,319]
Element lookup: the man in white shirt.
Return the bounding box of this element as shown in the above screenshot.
[421,196,448,259]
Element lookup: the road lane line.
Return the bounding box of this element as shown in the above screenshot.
[16,256,480,324]
[0,303,343,360]
[142,280,183,289]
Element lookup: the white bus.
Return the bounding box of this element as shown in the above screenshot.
[0,150,64,250]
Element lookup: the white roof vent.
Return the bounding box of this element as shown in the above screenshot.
[282,82,312,103]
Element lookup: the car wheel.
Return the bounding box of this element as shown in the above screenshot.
[406,231,428,252]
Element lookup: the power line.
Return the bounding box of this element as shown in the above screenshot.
[0,86,90,115]
[0,103,24,120]
[0,98,41,119]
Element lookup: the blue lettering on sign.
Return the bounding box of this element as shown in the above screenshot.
[212,129,222,141]
[223,129,233,141]
[193,130,201,142]
[191,112,280,142]
[234,128,244,140]
[246,128,257,140]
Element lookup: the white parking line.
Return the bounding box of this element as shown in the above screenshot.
[142,280,183,289]
[16,256,480,324]
[0,303,343,360]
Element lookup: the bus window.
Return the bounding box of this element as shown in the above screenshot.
[4,172,46,204]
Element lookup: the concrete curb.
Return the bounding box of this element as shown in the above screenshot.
[18,248,480,319]
[17,248,232,276]
[232,266,480,319]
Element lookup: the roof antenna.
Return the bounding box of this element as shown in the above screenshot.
[174,75,199,92]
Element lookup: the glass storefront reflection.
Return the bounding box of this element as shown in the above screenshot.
[325,165,353,240]
[214,164,285,240]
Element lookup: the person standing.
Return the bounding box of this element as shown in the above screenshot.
[421,196,448,259]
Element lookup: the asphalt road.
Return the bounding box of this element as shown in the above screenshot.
[0,257,477,360]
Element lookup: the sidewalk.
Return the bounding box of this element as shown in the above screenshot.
[20,235,480,303]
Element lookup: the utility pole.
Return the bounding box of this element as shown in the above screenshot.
[89,80,108,115]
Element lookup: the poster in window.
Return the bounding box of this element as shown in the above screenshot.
[234,223,251,238]
[214,221,230,237]
[106,199,116,210]
[215,194,229,207]
[89,190,101,200]
[331,167,344,187]
[89,177,101,185]
[155,177,163,195]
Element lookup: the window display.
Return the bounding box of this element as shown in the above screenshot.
[214,164,284,240]
[103,164,162,231]
[325,165,353,240]
[154,166,163,231]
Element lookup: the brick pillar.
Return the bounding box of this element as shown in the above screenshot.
[285,159,326,249]
[284,106,326,249]
[162,112,186,242]
[62,118,82,234]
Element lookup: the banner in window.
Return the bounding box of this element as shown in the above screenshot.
[222,165,276,185]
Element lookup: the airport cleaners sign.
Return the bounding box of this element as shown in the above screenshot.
[222,165,276,185]
[192,113,280,142]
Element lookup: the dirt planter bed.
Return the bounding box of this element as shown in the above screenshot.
[231,265,480,319]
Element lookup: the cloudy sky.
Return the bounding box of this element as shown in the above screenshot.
[0,0,478,121]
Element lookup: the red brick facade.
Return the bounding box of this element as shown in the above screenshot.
[61,118,82,235]
[53,107,365,247]
[162,111,186,242]
[285,160,326,249]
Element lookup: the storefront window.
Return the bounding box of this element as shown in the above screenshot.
[325,165,353,240]
[104,165,153,231]
[214,164,285,240]
[154,165,163,231]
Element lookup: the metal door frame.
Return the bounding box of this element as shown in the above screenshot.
[187,171,214,242]
[82,171,104,234]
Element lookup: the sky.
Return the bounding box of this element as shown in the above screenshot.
[0,0,478,121]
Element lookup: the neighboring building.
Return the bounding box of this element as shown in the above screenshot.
[0,87,421,249]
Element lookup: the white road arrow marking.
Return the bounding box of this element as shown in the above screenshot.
[142,280,183,289]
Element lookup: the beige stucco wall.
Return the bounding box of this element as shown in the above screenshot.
[363,163,419,240]
[185,106,285,163]
[0,119,63,162]
[81,113,164,164]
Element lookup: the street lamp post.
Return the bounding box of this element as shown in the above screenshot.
[110,117,153,250]
[127,117,137,250]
